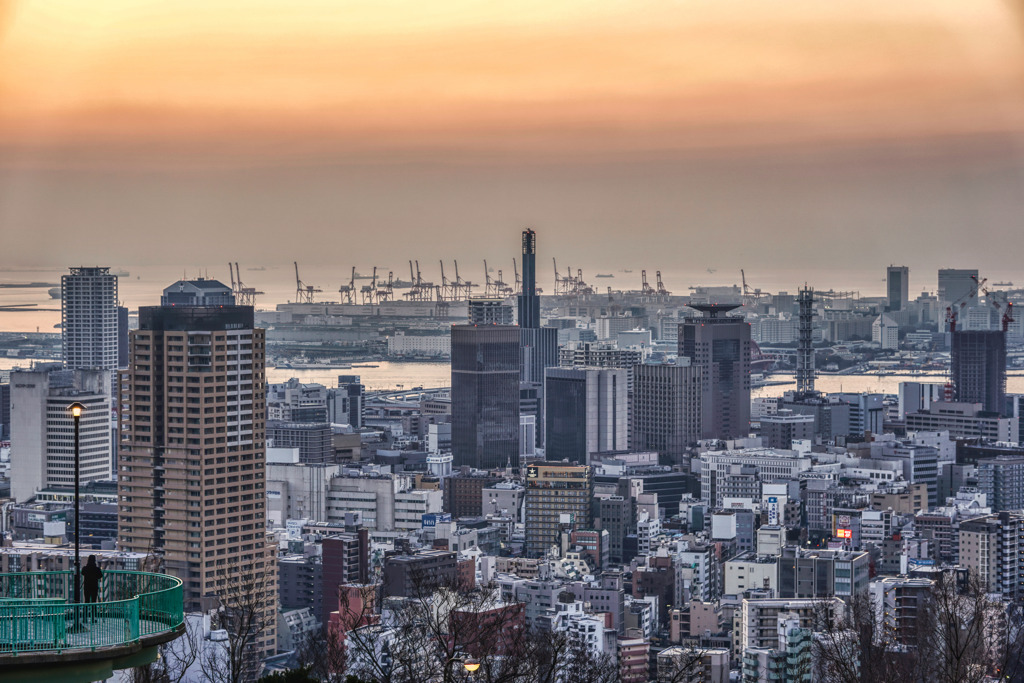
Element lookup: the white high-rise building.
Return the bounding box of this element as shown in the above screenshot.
[10,366,112,503]
[872,313,899,350]
[62,266,119,372]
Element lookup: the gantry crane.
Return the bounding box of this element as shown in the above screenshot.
[231,263,263,306]
[339,267,356,304]
[294,262,322,304]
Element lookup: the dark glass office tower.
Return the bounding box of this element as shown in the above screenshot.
[952,330,1006,414]
[516,229,558,447]
[679,303,751,440]
[886,266,909,312]
[518,229,540,329]
[452,325,521,470]
[546,367,628,464]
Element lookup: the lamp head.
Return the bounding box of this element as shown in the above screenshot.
[464,659,481,673]
[68,402,86,418]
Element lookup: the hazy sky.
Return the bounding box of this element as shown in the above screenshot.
[2,0,1024,282]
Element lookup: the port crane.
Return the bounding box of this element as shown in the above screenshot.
[404,260,436,301]
[484,260,512,298]
[229,263,263,306]
[293,262,322,304]
[741,269,762,308]
[640,270,655,299]
[339,267,356,304]
[360,267,379,304]
[656,271,670,297]
[453,261,474,299]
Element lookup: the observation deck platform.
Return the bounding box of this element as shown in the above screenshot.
[0,570,185,683]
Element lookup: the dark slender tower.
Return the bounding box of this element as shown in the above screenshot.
[518,228,540,329]
[516,229,558,449]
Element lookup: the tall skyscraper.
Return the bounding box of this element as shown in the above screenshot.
[517,229,540,329]
[62,266,119,373]
[10,366,111,503]
[886,265,909,312]
[117,279,276,653]
[544,367,628,464]
[451,324,520,470]
[951,330,1006,414]
[632,362,702,465]
[679,303,752,440]
[938,268,979,307]
[516,229,558,447]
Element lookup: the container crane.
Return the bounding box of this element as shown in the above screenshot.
[360,267,378,304]
[377,271,395,303]
[232,263,263,306]
[294,262,322,304]
[453,260,473,299]
[339,267,356,304]
[656,271,671,297]
[641,270,655,298]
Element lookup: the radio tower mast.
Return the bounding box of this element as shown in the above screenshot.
[796,286,815,395]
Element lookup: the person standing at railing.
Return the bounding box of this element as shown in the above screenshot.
[82,556,103,623]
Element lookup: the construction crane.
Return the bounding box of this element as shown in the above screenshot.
[293,262,322,304]
[945,275,986,333]
[339,267,356,304]
[232,263,263,306]
[979,281,1015,332]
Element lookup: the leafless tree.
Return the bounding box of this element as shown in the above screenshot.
[917,572,1024,683]
[294,621,349,683]
[337,569,624,683]
[126,616,203,683]
[814,572,1024,683]
[813,590,920,683]
[655,643,718,683]
[200,560,276,683]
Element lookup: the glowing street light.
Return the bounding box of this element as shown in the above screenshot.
[68,402,86,605]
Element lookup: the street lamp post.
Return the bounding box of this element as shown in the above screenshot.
[463,657,480,682]
[68,402,85,605]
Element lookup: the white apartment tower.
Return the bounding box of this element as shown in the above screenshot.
[62,266,119,373]
[10,367,112,503]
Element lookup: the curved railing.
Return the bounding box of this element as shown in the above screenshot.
[0,570,184,656]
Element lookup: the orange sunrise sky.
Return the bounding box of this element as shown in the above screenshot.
[2,0,1024,276]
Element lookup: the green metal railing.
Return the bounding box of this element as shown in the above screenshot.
[0,570,183,655]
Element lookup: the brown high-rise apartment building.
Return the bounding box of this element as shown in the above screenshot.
[117,280,277,654]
